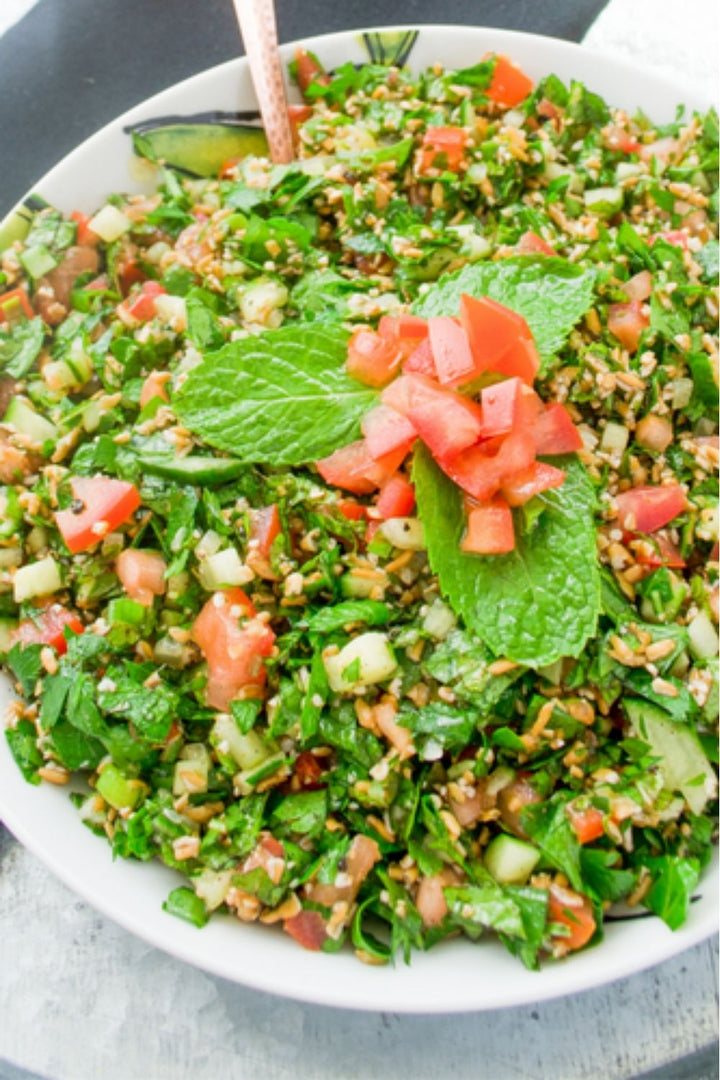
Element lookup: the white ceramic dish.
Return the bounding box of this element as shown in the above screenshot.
[0,24,716,1013]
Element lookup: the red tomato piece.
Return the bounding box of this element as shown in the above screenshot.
[192,588,274,711]
[0,287,34,323]
[316,440,407,495]
[117,258,147,296]
[547,883,596,953]
[12,604,84,655]
[403,338,437,379]
[294,47,329,96]
[607,300,649,354]
[623,270,653,302]
[139,371,171,409]
[55,476,142,554]
[487,55,534,107]
[361,404,417,461]
[602,125,641,154]
[375,475,416,520]
[122,280,167,322]
[249,504,281,559]
[631,529,686,569]
[493,335,541,384]
[382,373,484,459]
[566,804,605,845]
[459,294,535,381]
[531,403,583,455]
[517,231,556,256]
[284,909,327,951]
[287,103,313,142]
[442,430,536,502]
[461,496,515,555]
[481,377,522,438]
[428,316,477,387]
[378,314,428,342]
[70,210,99,247]
[336,500,368,521]
[419,126,467,173]
[652,230,689,250]
[614,484,687,534]
[116,549,167,607]
[501,461,566,506]
[639,136,678,163]
[346,328,403,388]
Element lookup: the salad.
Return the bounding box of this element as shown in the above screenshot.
[0,48,717,969]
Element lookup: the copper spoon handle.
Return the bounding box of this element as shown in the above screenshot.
[232,0,294,164]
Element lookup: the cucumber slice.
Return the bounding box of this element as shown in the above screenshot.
[173,743,211,796]
[3,397,58,445]
[199,547,248,590]
[13,556,62,602]
[625,699,717,815]
[484,834,541,885]
[18,243,58,280]
[211,715,275,770]
[96,764,146,810]
[132,124,268,178]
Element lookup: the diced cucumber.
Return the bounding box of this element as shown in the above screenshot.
[238,277,288,328]
[173,743,211,796]
[584,186,624,216]
[13,556,62,602]
[96,763,146,810]
[210,715,276,771]
[0,616,18,656]
[3,397,58,445]
[154,293,187,330]
[194,530,223,559]
[154,636,187,668]
[18,243,58,280]
[88,204,132,242]
[235,751,286,796]
[379,517,425,551]
[340,571,382,599]
[687,610,719,660]
[199,547,248,590]
[484,834,541,885]
[422,599,457,640]
[324,632,397,693]
[625,699,717,815]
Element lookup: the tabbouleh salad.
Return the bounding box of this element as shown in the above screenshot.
[0,49,718,967]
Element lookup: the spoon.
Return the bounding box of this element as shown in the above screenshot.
[231,0,295,164]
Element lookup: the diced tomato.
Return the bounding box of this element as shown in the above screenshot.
[461,496,515,555]
[287,103,313,141]
[70,210,99,247]
[639,136,678,163]
[248,504,281,558]
[607,300,649,354]
[428,316,476,387]
[531,402,583,455]
[117,258,147,296]
[382,373,484,459]
[309,834,380,907]
[0,287,34,324]
[651,229,689,250]
[361,404,417,461]
[497,776,542,837]
[459,294,536,382]
[547,882,596,953]
[630,529,686,569]
[419,126,467,173]
[375,475,415,520]
[501,461,566,506]
[294,47,330,96]
[441,430,536,502]
[602,125,641,154]
[12,604,84,655]
[403,338,437,378]
[337,500,368,521]
[481,377,522,438]
[517,231,556,256]
[316,440,407,495]
[116,548,167,606]
[346,328,403,388]
[121,280,167,322]
[378,314,428,342]
[192,588,274,711]
[55,476,142,554]
[293,750,326,789]
[139,370,171,409]
[493,335,541,384]
[487,55,534,107]
[85,274,110,292]
[614,484,687,534]
[567,804,605,845]
[623,270,653,302]
[284,909,328,951]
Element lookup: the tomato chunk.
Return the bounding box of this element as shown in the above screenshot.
[284,909,328,951]
[116,549,167,606]
[607,300,649,354]
[316,440,407,494]
[403,338,437,378]
[419,126,467,173]
[361,404,417,461]
[481,377,522,438]
[287,103,313,142]
[346,328,403,388]
[487,56,534,107]
[441,430,536,502]
[70,210,99,247]
[192,588,274,711]
[55,476,142,554]
[375,475,415,520]
[501,461,566,506]
[294,47,329,96]
[121,280,167,322]
[248,504,281,559]
[382,373,484,459]
[459,294,537,382]
[531,403,583,455]
[378,314,428,342]
[336,500,367,521]
[139,370,171,409]
[630,529,686,569]
[428,316,476,387]
[12,604,84,655]
[517,231,556,256]
[567,804,605,845]
[614,484,687,533]
[461,496,515,554]
[547,882,596,953]
[623,270,653,302]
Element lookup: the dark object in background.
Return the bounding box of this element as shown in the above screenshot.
[0,0,607,216]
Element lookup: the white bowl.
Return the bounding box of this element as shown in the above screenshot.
[0,24,716,1013]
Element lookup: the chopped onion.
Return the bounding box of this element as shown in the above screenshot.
[199,547,248,590]
[379,517,425,551]
[324,632,397,693]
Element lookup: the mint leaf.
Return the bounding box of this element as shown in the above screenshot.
[413,447,601,667]
[643,855,700,931]
[413,257,596,364]
[174,324,377,465]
